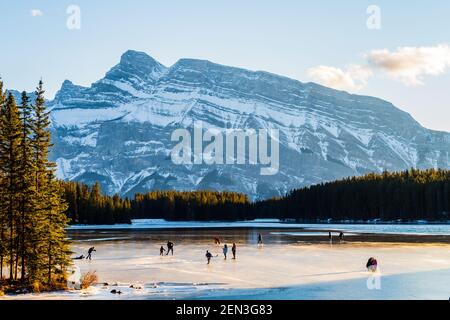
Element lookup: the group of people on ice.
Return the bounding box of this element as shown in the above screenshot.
[160,241,174,256]
[78,231,378,272]
[206,242,238,264]
[73,247,96,260]
[206,233,263,264]
[328,232,345,243]
[158,233,264,265]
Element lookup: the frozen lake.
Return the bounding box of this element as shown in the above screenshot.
[68,219,450,236]
[5,225,450,300]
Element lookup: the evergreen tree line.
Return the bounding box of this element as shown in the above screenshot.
[60,184,250,223]
[253,169,450,222]
[0,80,70,290]
[61,169,450,224]
[60,181,132,225]
[132,190,250,221]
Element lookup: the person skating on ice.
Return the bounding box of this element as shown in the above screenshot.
[206,250,213,264]
[232,243,237,259]
[86,247,96,260]
[223,244,228,260]
[258,233,263,246]
[166,241,174,255]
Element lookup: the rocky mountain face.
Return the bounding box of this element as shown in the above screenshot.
[45,50,450,199]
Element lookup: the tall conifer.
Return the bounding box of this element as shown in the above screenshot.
[0,93,22,283]
[0,80,7,279]
[17,91,35,281]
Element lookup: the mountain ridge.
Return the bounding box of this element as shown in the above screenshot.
[52,50,422,125]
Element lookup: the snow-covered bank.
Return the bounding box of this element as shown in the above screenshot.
[68,219,450,236]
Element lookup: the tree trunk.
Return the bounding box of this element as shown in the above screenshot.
[21,233,25,281]
[9,195,14,282]
[47,243,52,285]
[20,200,25,281]
[14,236,19,280]
[9,140,15,283]
[0,217,4,280]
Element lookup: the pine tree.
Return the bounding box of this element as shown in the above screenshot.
[17,91,36,281]
[0,80,7,280]
[29,80,71,286]
[0,93,23,283]
[37,171,70,284]
[31,80,52,194]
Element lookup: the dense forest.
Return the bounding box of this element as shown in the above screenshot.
[132,190,250,221]
[254,169,450,222]
[61,169,450,224]
[61,181,132,225]
[61,183,249,224]
[0,80,70,293]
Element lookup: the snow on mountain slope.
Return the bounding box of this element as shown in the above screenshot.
[45,50,450,199]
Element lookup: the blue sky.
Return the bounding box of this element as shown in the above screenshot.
[1,1,449,131]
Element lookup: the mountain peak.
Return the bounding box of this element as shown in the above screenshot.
[120,50,158,65]
[61,79,75,88]
[104,50,167,84]
[174,57,213,65]
[171,58,236,72]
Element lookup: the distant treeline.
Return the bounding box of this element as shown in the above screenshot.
[61,182,249,224]
[61,169,450,225]
[132,191,250,221]
[255,169,450,222]
[61,181,132,225]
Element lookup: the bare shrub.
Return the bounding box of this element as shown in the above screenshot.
[80,271,98,289]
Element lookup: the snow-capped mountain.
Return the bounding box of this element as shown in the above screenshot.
[47,50,450,199]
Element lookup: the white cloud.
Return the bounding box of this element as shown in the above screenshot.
[30,9,43,17]
[308,65,373,91]
[308,44,450,89]
[367,44,450,86]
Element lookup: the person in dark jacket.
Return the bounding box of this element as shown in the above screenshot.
[86,247,96,260]
[166,241,174,255]
[206,250,213,264]
[258,233,263,245]
[232,243,237,260]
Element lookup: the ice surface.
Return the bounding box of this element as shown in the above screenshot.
[4,227,450,300]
